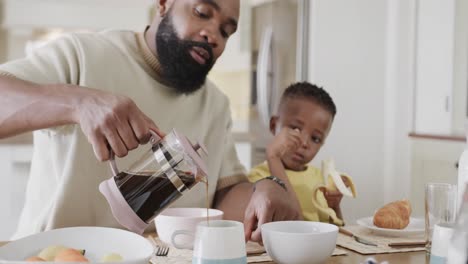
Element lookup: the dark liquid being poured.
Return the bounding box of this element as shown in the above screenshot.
[114,170,196,223]
[201,178,209,226]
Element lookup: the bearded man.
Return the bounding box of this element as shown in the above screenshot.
[0,0,301,242]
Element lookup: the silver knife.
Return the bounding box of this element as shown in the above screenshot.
[339,227,378,247]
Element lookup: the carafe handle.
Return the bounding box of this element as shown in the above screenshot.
[108,130,162,176]
[192,142,208,156]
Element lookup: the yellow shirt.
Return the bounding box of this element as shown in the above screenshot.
[248,162,330,222]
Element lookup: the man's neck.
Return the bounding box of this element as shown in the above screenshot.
[136,26,164,81]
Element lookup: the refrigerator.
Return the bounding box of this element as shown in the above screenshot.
[248,0,310,166]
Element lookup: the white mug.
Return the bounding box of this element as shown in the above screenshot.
[172,220,247,264]
[430,223,455,264]
[155,208,223,249]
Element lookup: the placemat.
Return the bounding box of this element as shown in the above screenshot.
[149,236,346,263]
[336,225,425,255]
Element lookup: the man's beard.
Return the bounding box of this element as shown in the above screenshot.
[156,14,215,94]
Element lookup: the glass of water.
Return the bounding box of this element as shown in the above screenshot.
[425,183,457,253]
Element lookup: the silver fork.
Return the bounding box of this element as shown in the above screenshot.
[155,245,170,257]
[147,235,170,257]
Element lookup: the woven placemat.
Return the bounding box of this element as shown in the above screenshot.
[337,225,425,255]
[149,236,346,263]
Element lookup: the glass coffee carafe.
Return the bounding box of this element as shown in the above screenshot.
[99,129,208,234]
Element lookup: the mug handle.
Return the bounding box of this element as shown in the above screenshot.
[108,130,162,175]
[171,230,195,250]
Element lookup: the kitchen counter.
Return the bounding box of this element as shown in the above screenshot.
[409,132,465,142]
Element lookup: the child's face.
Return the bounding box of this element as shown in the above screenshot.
[271,98,334,171]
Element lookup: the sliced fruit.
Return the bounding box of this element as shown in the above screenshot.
[54,248,89,262]
[37,245,68,261]
[25,256,45,262]
[101,253,123,262]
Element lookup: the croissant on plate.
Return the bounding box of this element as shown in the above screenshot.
[373,199,412,229]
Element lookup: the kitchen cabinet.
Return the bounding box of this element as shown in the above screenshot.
[410,136,464,216]
[234,141,252,172]
[414,0,455,135]
[1,0,151,31]
[414,0,468,135]
[452,0,468,134]
[0,145,33,240]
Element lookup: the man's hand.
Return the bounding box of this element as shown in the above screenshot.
[243,179,302,243]
[74,88,164,161]
[266,127,303,159]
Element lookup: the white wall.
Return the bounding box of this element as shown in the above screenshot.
[308,0,414,223]
[382,0,415,205]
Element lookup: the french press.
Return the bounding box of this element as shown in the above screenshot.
[99,129,208,234]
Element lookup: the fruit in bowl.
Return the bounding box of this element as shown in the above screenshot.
[261,221,338,264]
[0,227,153,264]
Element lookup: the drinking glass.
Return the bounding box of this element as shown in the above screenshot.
[425,183,457,253]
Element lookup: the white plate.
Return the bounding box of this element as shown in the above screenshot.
[0,226,154,263]
[356,217,425,237]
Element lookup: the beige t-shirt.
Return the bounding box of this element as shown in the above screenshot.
[0,29,247,239]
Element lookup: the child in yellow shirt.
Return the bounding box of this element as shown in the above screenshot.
[248,82,345,223]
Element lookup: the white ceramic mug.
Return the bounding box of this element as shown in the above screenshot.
[173,220,247,264]
[429,223,455,264]
[155,208,223,249]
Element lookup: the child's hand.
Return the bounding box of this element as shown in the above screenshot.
[266,128,303,159]
[323,189,344,210]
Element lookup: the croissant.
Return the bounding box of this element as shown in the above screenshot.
[373,199,412,229]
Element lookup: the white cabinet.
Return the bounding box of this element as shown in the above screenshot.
[414,0,468,135]
[410,137,464,216]
[414,0,456,134]
[0,145,33,240]
[2,0,152,31]
[234,141,252,172]
[452,0,468,134]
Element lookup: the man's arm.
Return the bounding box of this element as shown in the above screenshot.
[0,75,161,161]
[214,182,253,222]
[0,75,77,138]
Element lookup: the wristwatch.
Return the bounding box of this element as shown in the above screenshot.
[253,176,287,192]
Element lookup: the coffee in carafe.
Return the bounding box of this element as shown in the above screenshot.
[99,129,208,234]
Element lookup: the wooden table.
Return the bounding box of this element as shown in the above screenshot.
[0,241,429,263]
[263,250,428,263]
[332,250,427,263]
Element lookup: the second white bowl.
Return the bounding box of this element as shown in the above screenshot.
[261,221,338,264]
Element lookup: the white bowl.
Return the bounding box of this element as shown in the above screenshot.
[155,207,223,249]
[0,226,154,263]
[261,221,338,264]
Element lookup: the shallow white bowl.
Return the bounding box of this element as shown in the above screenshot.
[261,221,338,264]
[0,226,154,263]
[357,216,425,237]
[155,207,223,249]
